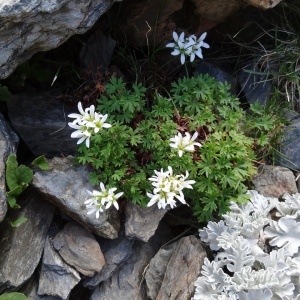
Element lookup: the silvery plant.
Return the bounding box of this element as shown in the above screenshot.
[193,190,300,300]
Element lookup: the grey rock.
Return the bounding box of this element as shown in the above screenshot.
[83,229,135,288]
[156,236,206,300]
[0,0,120,79]
[145,242,177,300]
[0,190,54,292]
[21,274,64,300]
[124,201,169,242]
[196,61,237,94]
[276,120,300,171]
[79,29,116,73]
[237,64,272,106]
[52,221,105,277]
[38,236,80,299]
[0,113,19,222]
[32,156,120,239]
[90,222,173,300]
[252,165,298,198]
[7,94,77,157]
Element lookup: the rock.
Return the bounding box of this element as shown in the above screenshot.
[124,201,169,242]
[252,165,298,198]
[237,64,272,106]
[7,94,77,157]
[38,235,80,299]
[0,0,121,79]
[246,0,282,9]
[0,113,19,222]
[83,229,135,288]
[0,190,54,292]
[145,242,177,299]
[32,156,120,239]
[79,29,116,73]
[196,60,237,94]
[90,222,173,300]
[52,221,105,277]
[276,119,300,171]
[156,236,206,300]
[21,274,63,300]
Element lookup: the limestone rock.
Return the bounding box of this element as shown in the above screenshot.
[38,236,80,299]
[7,94,77,157]
[52,221,105,277]
[124,201,169,242]
[252,165,298,198]
[0,0,120,79]
[83,229,135,288]
[90,222,172,300]
[0,190,54,292]
[32,156,120,239]
[0,113,19,222]
[156,236,206,300]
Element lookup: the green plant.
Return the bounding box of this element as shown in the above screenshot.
[0,292,27,300]
[5,154,49,227]
[71,74,282,222]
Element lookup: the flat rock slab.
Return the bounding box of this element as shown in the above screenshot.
[32,156,120,239]
[90,222,173,300]
[38,236,80,299]
[124,201,169,242]
[0,113,19,222]
[252,165,298,198]
[0,0,117,79]
[7,95,77,157]
[83,229,135,288]
[52,221,105,276]
[0,191,54,292]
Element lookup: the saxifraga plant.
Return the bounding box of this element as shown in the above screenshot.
[71,74,282,223]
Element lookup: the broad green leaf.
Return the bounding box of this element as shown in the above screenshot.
[31,155,50,170]
[5,154,19,191]
[0,292,27,300]
[17,165,33,188]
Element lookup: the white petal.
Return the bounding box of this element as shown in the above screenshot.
[180,54,185,65]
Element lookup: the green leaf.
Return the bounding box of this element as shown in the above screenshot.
[0,292,27,300]
[5,154,19,191]
[7,185,23,198]
[9,217,28,228]
[6,194,19,209]
[0,84,12,102]
[31,155,50,170]
[17,165,33,189]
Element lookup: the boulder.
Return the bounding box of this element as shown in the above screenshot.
[83,229,135,288]
[38,235,80,299]
[147,236,206,300]
[252,165,298,198]
[90,222,172,300]
[32,156,120,239]
[7,94,77,157]
[124,201,169,242]
[0,0,121,79]
[52,221,106,277]
[0,113,19,222]
[0,190,54,292]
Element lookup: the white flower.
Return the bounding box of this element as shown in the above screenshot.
[85,182,123,218]
[169,131,202,157]
[68,122,92,148]
[68,102,111,147]
[166,31,210,65]
[147,166,195,209]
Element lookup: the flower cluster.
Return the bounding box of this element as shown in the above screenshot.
[85,182,124,218]
[193,190,300,300]
[68,102,111,148]
[146,166,195,209]
[166,31,210,65]
[170,131,202,157]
